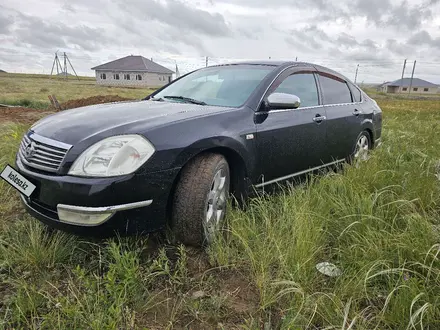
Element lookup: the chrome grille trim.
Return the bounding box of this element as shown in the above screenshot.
[18,132,72,173]
[29,148,64,160]
[31,143,66,156]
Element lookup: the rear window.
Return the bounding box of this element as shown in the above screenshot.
[348,82,362,102]
[319,74,352,105]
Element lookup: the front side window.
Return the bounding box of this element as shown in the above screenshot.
[319,74,352,105]
[100,73,106,80]
[136,74,142,81]
[273,73,319,108]
[413,87,418,91]
[424,88,429,92]
[403,87,408,91]
[113,73,119,80]
[152,65,274,107]
[124,74,130,80]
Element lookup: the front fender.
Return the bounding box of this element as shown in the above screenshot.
[171,136,256,179]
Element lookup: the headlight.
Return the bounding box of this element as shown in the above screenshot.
[68,135,155,177]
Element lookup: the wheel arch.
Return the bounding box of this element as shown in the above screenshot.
[361,120,375,147]
[165,146,251,224]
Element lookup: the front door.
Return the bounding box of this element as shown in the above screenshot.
[255,69,329,185]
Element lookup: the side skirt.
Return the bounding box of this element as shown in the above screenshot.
[254,159,345,188]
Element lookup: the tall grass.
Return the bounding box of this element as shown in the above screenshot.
[0,98,439,328]
[208,101,440,328]
[0,123,28,222]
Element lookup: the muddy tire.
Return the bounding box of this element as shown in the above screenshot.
[172,153,230,247]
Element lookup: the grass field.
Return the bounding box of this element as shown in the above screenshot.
[0,73,153,109]
[0,75,440,328]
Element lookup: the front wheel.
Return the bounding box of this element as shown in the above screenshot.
[171,153,230,247]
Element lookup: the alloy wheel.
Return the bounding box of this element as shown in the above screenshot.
[205,167,229,242]
[354,134,370,161]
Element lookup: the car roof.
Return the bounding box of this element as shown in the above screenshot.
[212,60,307,67]
[210,60,351,83]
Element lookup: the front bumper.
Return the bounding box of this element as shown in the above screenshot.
[16,157,181,236]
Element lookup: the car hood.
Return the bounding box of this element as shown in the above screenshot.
[31,100,231,145]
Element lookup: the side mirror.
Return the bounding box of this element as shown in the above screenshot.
[267,93,301,110]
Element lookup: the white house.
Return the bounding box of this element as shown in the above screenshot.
[91,55,174,88]
[381,78,439,94]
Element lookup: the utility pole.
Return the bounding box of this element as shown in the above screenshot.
[50,52,62,76]
[205,56,208,67]
[295,56,298,61]
[50,51,79,80]
[408,60,416,95]
[400,59,407,93]
[66,55,80,80]
[63,52,68,79]
[50,52,57,76]
[354,64,359,84]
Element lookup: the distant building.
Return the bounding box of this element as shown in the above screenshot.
[91,55,174,88]
[376,81,390,91]
[381,78,439,94]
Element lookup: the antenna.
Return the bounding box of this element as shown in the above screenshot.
[50,51,80,80]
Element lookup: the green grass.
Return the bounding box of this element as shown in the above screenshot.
[0,98,49,109]
[0,97,440,328]
[0,73,155,109]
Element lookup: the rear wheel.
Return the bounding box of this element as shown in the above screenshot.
[353,131,371,161]
[171,153,230,246]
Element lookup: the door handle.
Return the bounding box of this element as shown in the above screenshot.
[353,109,361,116]
[313,115,327,123]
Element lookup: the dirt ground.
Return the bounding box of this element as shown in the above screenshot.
[50,95,132,111]
[0,95,133,124]
[0,107,55,125]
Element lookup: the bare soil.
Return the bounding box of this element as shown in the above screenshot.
[51,95,132,111]
[0,95,134,124]
[0,107,55,125]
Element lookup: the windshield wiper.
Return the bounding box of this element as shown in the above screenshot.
[162,95,207,105]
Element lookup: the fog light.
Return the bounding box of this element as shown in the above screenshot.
[57,207,114,226]
[56,200,153,226]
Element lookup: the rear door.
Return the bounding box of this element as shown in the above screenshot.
[317,73,362,161]
[255,68,329,184]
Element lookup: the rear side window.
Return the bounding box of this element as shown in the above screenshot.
[273,73,319,107]
[319,74,352,105]
[348,82,362,102]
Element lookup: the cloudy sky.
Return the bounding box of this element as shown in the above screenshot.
[1,0,440,82]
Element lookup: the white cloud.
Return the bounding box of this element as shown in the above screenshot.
[0,0,439,82]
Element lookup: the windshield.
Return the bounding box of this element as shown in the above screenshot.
[151,65,274,107]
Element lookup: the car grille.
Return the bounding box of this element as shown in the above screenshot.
[18,133,71,173]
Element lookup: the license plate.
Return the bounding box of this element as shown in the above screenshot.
[0,165,36,197]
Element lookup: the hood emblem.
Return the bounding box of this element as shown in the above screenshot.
[25,141,37,159]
